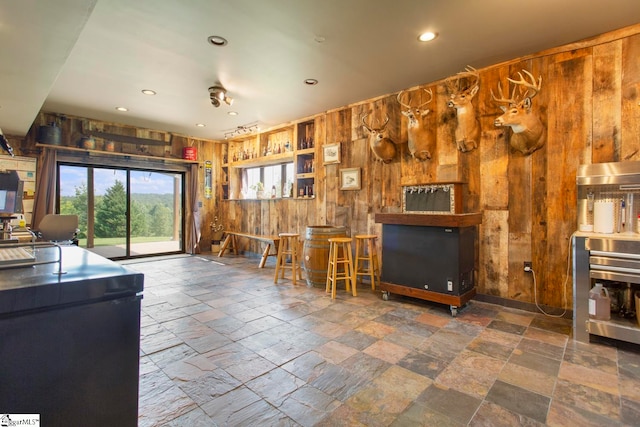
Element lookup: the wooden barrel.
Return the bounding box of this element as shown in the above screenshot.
[303,225,349,287]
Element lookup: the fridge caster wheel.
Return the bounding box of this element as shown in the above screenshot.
[450,305,458,317]
[382,291,390,301]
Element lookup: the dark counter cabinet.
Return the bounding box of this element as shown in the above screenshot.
[375,213,481,316]
[0,246,144,427]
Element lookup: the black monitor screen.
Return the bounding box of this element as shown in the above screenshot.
[0,190,18,214]
[0,171,23,215]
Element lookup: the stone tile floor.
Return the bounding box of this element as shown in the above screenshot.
[127,254,640,426]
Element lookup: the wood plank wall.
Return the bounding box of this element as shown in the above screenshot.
[11,24,640,309]
[216,24,640,309]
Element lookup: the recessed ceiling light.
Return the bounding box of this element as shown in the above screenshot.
[207,35,228,46]
[304,79,318,85]
[195,123,206,127]
[115,106,128,112]
[418,32,437,42]
[141,89,156,95]
[228,111,238,116]
[314,35,325,43]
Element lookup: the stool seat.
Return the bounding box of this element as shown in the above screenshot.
[279,232,299,238]
[274,232,302,285]
[354,234,380,291]
[326,237,355,299]
[328,237,352,243]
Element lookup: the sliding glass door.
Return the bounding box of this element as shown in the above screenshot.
[58,164,184,259]
[129,170,182,256]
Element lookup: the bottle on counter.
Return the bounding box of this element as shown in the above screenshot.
[588,283,611,321]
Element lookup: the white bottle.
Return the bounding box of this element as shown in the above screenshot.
[588,283,611,321]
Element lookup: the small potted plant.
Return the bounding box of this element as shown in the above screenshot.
[210,216,225,252]
[250,182,264,199]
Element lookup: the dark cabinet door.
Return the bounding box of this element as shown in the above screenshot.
[381,224,475,295]
[0,296,141,427]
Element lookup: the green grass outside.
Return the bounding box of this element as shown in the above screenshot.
[78,236,175,247]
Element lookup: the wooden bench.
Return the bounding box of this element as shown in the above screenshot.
[217,231,280,268]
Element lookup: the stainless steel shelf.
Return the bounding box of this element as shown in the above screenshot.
[585,317,640,345]
[574,234,640,345]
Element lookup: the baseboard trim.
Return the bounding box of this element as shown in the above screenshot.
[474,293,573,319]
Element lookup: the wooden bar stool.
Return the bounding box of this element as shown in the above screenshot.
[325,237,356,299]
[354,234,380,290]
[274,233,301,285]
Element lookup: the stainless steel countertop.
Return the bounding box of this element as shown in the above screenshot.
[0,245,143,315]
[574,231,640,241]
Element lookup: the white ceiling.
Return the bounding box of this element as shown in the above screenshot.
[1,0,639,140]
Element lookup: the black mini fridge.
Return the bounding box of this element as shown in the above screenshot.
[381,224,475,295]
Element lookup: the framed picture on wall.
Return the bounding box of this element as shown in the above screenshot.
[340,168,361,190]
[322,143,341,165]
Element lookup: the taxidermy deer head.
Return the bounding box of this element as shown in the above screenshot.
[361,113,396,163]
[445,66,480,153]
[491,69,545,155]
[397,88,434,161]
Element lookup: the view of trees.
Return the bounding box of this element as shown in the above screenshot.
[60,179,175,239]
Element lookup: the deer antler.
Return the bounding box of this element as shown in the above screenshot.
[361,113,373,132]
[379,115,390,130]
[444,76,460,94]
[397,91,411,109]
[490,81,518,106]
[415,89,433,109]
[397,88,433,109]
[446,65,479,93]
[507,69,542,100]
[457,65,480,91]
[362,113,390,131]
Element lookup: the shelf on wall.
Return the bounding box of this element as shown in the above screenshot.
[228,151,294,168]
[296,147,314,155]
[222,117,320,201]
[294,120,316,199]
[222,196,313,201]
[36,143,200,164]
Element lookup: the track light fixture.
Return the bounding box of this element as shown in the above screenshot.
[223,122,259,139]
[208,85,233,107]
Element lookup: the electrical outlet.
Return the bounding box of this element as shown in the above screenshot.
[524,261,532,272]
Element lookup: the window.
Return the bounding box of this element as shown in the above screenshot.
[246,167,261,198]
[58,163,184,259]
[244,162,294,199]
